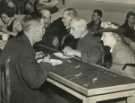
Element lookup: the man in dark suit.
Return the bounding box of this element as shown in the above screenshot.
[34,8,79,52]
[0,16,74,103]
[87,9,103,34]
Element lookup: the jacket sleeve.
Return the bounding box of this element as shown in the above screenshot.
[19,53,52,89]
[81,48,102,64]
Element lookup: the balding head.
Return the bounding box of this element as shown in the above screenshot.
[23,17,45,45]
[70,18,88,39]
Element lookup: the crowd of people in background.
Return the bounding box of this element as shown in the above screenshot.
[0,0,135,103]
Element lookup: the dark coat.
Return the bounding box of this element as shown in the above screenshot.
[42,18,68,49]
[0,34,51,103]
[77,32,103,64]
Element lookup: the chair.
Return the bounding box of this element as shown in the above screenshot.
[0,58,11,103]
[122,63,135,79]
[122,63,135,70]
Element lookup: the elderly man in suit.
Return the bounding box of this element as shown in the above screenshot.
[63,17,103,65]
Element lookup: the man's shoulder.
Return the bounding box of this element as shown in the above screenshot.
[51,18,64,27]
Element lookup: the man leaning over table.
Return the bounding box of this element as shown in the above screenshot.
[0,15,75,103]
[63,17,103,65]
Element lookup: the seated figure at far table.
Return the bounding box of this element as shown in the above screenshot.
[101,31,135,79]
[87,9,103,35]
[0,7,23,38]
[63,17,103,65]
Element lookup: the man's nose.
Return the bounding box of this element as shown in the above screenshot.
[101,36,103,40]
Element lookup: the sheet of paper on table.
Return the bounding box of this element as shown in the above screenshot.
[53,52,73,59]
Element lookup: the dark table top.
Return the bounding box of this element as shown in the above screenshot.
[41,57,135,96]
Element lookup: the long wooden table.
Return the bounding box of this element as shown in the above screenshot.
[42,58,135,103]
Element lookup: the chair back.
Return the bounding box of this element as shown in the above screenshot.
[0,58,11,103]
[122,63,135,79]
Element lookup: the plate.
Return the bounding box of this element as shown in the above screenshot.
[37,58,63,66]
[54,52,72,59]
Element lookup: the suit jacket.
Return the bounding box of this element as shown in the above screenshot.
[77,31,103,64]
[0,34,51,103]
[42,18,68,49]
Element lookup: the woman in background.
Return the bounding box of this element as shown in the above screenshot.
[63,17,103,65]
[118,11,135,52]
[0,7,23,37]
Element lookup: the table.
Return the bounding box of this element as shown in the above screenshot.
[44,58,135,103]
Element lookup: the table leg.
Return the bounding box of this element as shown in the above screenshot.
[82,98,96,103]
[127,94,135,103]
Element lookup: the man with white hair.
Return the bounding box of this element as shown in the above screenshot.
[101,31,135,79]
[63,17,103,64]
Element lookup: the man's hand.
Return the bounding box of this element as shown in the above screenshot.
[35,51,45,59]
[63,47,81,57]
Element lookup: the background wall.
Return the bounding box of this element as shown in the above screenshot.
[64,0,135,25]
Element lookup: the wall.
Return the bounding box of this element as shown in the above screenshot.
[64,0,135,24]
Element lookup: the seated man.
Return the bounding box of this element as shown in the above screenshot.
[87,9,103,35]
[63,17,103,64]
[101,31,135,79]
[36,8,78,52]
